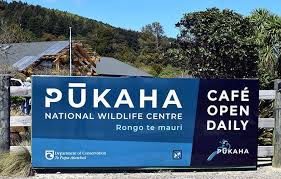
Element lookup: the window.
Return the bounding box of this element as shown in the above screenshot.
[11,80,22,86]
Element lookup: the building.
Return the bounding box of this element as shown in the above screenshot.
[95,57,151,77]
[0,40,96,76]
[0,41,151,77]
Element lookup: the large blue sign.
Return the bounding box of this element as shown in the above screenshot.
[32,76,258,169]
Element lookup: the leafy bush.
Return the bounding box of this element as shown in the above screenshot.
[159,65,187,78]
[11,96,25,106]
[176,8,259,79]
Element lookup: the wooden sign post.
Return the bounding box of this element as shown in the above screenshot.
[0,75,10,152]
[273,80,281,167]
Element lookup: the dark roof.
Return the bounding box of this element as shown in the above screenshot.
[0,41,69,71]
[95,57,152,77]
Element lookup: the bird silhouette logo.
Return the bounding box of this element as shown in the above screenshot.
[207,139,231,162]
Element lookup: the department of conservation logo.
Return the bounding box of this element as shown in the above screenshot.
[207,139,249,162]
[45,150,55,160]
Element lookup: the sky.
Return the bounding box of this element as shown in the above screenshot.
[23,0,281,38]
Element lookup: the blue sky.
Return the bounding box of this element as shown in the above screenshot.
[23,0,281,37]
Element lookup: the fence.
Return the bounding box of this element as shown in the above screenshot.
[0,76,280,166]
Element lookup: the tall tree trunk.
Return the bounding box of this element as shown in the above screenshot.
[0,75,10,152]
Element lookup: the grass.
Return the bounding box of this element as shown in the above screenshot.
[0,141,33,177]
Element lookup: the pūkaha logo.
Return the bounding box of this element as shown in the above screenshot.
[207,139,249,161]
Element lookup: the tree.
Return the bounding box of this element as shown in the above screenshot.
[0,1,142,64]
[0,20,34,74]
[176,8,259,79]
[141,22,164,49]
[250,9,281,89]
[162,48,188,70]
[137,22,170,66]
[0,21,34,43]
[0,1,175,72]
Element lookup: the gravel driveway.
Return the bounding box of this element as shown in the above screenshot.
[3,165,279,179]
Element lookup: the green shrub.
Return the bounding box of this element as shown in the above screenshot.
[11,96,25,106]
[159,65,186,78]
